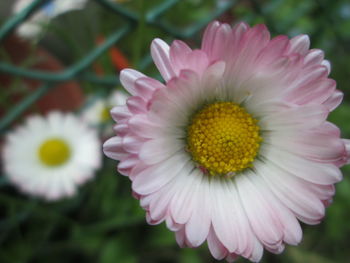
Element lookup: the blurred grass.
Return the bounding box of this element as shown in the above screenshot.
[1,0,350,262]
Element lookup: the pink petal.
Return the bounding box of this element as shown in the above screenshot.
[319,121,341,137]
[122,134,145,154]
[146,211,164,225]
[126,96,147,114]
[202,22,233,62]
[290,65,329,94]
[113,123,128,136]
[183,50,210,75]
[201,21,221,55]
[151,38,175,81]
[323,90,343,111]
[134,77,165,100]
[226,24,270,81]
[306,183,335,201]
[304,49,324,67]
[344,139,350,164]
[175,227,187,248]
[288,35,310,55]
[128,114,184,139]
[322,60,331,74]
[256,35,289,66]
[169,40,192,74]
[148,70,200,126]
[231,21,249,45]
[128,114,162,139]
[110,105,132,123]
[285,78,336,106]
[166,216,183,232]
[120,69,146,95]
[118,155,139,176]
[103,136,128,160]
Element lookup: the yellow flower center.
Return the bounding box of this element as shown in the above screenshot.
[38,138,71,167]
[101,106,111,122]
[187,102,262,176]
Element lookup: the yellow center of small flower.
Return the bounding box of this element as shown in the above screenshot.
[101,106,111,122]
[38,138,71,167]
[187,102,262,176]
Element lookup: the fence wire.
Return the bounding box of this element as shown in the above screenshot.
[0,0,235,134]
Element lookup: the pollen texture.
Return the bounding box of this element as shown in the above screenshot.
[187,102,262,176]
[39,138,71,167]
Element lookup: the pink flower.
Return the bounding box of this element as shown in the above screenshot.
[103,21,350,262]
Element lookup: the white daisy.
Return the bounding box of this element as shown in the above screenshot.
[2,111,101,201]
[81,89,129,131]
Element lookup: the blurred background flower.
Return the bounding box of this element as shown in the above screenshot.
[0,0,350,262]
[81,89,128,136]
[3,111,101,201]
[12,0,88,39]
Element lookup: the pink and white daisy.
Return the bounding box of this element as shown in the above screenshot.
[103,21,350,262]
[3,111,101,201]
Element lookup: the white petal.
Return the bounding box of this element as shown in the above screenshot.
[260,105,328,131]
[139,138,184,165]
[132,153,192,195]
[184,173,211,247]
[236,172,284,247]
[207,227,228,260]
[256,160,326,224]
[265,148,342,185]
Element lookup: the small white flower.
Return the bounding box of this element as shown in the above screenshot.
[81,89,129,129]
[2,111,101,201]
[13,0,87,39]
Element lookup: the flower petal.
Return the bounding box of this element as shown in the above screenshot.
[139,137,184,165]
[236,172,284,248]
[264,148,342,185]
[256,160,327,224]
[120,69,145,95]
[132,153,192,195]
[103,136,128,160]
[151,38,176,81]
